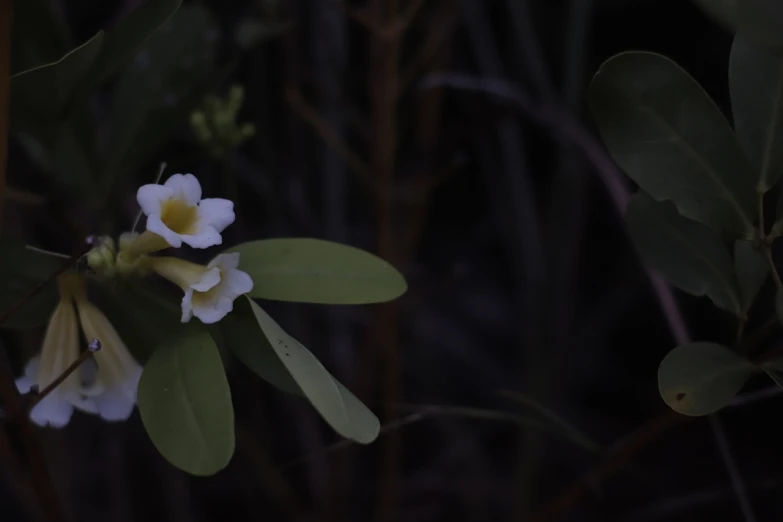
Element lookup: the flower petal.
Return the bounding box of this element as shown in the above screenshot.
[190,266,221,292]
[198,198,235,232]
[137,184,174,216]
[163,173,202,205]
[146,214,183,248]
[17,356,40,393]
[95,385,138,421]
[181,289,194,323]
[192,295,234,324]
[29,394,74,428]
[208,252,241,271]
[180,225,221,249]
[225,268,254,297]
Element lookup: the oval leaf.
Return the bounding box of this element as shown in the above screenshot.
[226,238,407,304]
[590,51,756,238]
[729,35,783,191]
[626,193,743,316]
[734,240,769,312]
[137,326,234,476]
[658,342,757,416]
[232,296,380,443]
[693,0,783,49]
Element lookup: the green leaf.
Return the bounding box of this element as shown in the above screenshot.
[692,0,783,49]
[225,296,380,443]
[10,31,104,129]
[12,0,71,74]
[102,4,217,194]
[658,342,757,416]
[0,241,64,329]
[734,240,769,313]
[137,325,234,476]
[77,0,182,94]
[626,193,743,316]
[225,238,407,304]
[589,51,756,238]
[729,35,783,191]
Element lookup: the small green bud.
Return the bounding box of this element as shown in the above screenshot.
[239,123,256,139]
[118,231,139,253]
[87,249,106,273]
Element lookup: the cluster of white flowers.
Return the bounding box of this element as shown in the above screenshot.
[19,174,253,427]
[128,173,253,324]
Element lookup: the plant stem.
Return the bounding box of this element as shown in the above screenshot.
[0,3,69,520]
[758,192,782,288]
[27,341,99,411]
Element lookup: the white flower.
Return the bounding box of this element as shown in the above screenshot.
[148,253,254,324]
[129,173,235,254]
[74,295,142,422]
[16,277,98,428]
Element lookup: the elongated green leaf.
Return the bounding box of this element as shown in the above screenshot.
[77,0,182,94]
[590,51,756,238]
[0,242,64,329]
[693,0,783,49]
[658,342,757,415]
[137,325,234,476]
[734,240,769,313]
[102,5,217,194]
[226,238,407,304]
[10,31,104,128]
[626,193,743,315]
[228,296,379,443]
[12,0,71,74]
[218,297,300,396]
[729,35,783,191]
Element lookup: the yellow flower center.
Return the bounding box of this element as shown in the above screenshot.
[160,198,198,235]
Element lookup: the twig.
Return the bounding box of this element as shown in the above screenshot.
[0,0,10,229]
[0,240,90,326]
[757,191,782,287]
[366,2,403,522]
[708,415,757,522]
[421,73,752,521]
[0,4,69,520]
[131,162,167,234]
[284,86,373,186]
[26,339,101,411]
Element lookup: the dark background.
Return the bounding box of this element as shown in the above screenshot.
[2,0,782,521]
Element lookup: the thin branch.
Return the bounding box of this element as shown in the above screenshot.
[27,339,101,411]
[758,191,782,287]
[0,240,90,326]
[708,415,757,522]
[284,86,373,185]
[0,0,10,228]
